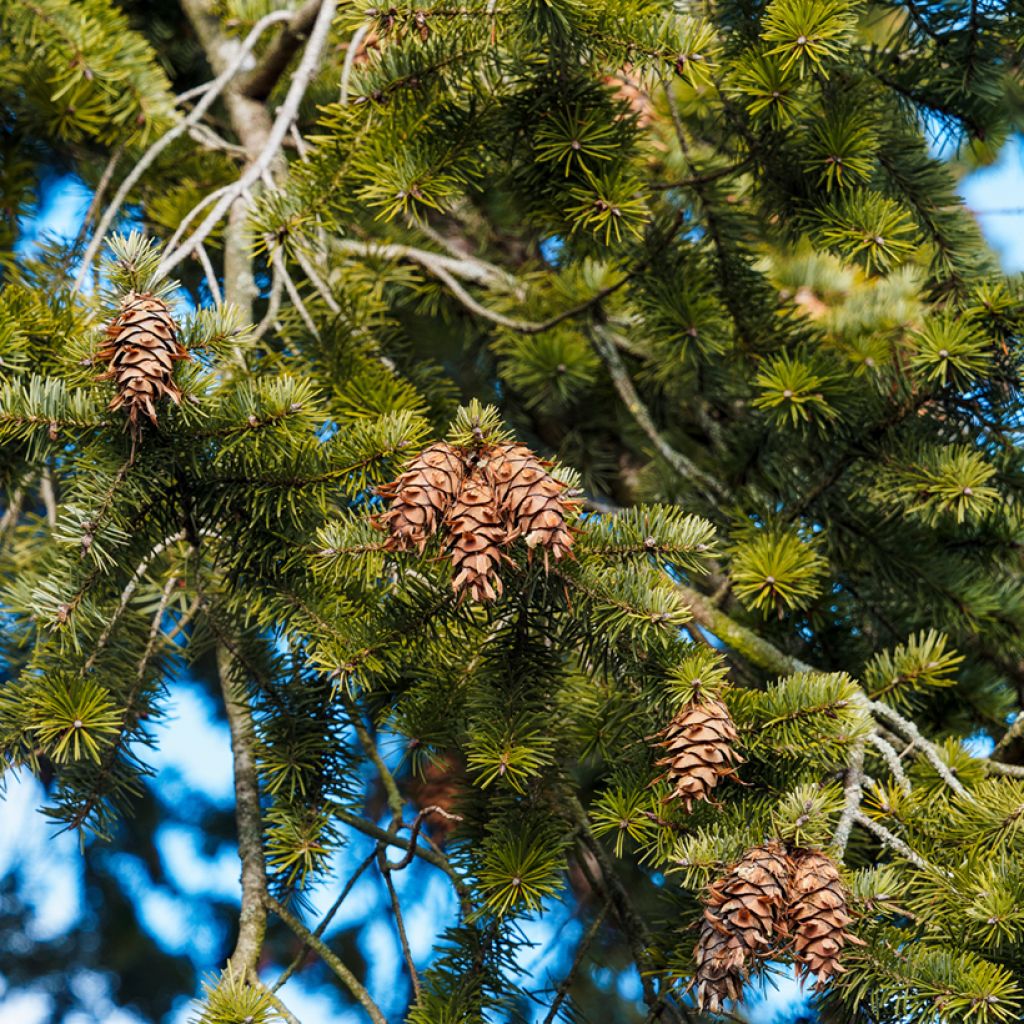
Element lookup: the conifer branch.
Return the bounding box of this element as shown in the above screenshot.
[673,584,813,677]
[342,691,404,819]
[266,895,389,1024]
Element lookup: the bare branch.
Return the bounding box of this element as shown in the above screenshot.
[218,643,270,978]
[239,0,325,101]
[852,811,934,872]
[541,901,609,1024]
[377,845,421,1002]
[74,9,293,292]
[833,735,867,857]
[870,732,913,793]
[869,701,969,799]
[159,0,339,278]
[84,530,188,672]
[590,326,728,503]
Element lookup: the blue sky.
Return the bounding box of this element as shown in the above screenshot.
[4,137,1023,1024]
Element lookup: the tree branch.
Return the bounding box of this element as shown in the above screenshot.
[218,643,270,978]
[590,325,729,504]
[238,0,326,101]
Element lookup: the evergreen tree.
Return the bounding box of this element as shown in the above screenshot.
[2,0,1024,1021]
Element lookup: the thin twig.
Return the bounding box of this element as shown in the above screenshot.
[869,732,913,793]
[239,0,326,101]
[281,260,319,336]
[253,248,287,341]
[83,530,187,672]
[273,848,377,992]
[541,902,609,1024]
[852,811,934,872]
[340,22,373,105]
[267,895,389,1024]
[869,701,969,799]
[377,845,421,1002]
[258,983,304,1024]
[196,243,224,304]
[833,735,867,857]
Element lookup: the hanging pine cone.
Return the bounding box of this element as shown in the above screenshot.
[485,442,577,565]
[96,292,189,437]
[788,849,863,989]
[694,841,793,1013]
[446,470,507,602]
[377,442,465,552]
[654,697,743,812]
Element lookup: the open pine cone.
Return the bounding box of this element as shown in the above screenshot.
[96,292,190,437]
[695,841,793,1013]
[654,697,743,811]
[485,442,577,564]
[789,849,863,988]
[375,437,578,602]
[377,441,465,552]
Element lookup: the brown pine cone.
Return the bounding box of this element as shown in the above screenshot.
[484,443,577,565]
[96,292,190,437]
[789,849,863,989]
[377,442,465,552]
[405,750,466,847]
[695,841,793,1013]
[654,697,743,812]
[446,470,506,603]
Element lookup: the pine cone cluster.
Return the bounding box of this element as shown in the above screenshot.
[376,440,578,602]
[694,843,859,1012]
[695,841,792,1013]
[96,292,190,439]
[654,696,743,812]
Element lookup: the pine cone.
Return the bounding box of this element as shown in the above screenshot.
[654,697,743,812]
[377,442,465,552]
[695,841,793,1013]
[485,443,576,565]
[446,470,506,603]
[789,849,863,989]
[405,750,466,846]
[96,292,189,436]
